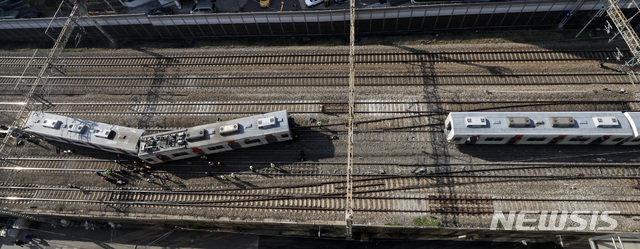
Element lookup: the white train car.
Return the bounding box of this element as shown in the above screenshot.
[138,110,292,164]
[22,111,147,156]
[445,112,640,145]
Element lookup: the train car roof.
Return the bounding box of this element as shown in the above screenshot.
[138,110,290,156]
[23,111,147,153]
[447,112,635,136]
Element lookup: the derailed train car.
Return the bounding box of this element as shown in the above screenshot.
[445,111,640,145]
[137,110,292,164]
[22,112,146,156]
[21,110,292,164]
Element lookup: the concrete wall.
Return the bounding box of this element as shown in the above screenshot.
[0,0,634,43]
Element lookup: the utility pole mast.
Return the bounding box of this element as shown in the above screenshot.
[603,0,640,70]
[345,0,356,239]
[577,0,640,71]
[0,0,115,170]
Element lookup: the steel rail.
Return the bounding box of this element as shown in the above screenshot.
[0,105,631,115]
[1,187,637,215]
[5,157,640,168]
[0,50,629,59]
[1,192,638,204]
[0,72,627,79]
[0,73,632,99]
[0,50,630,67]
[1,100,635,106]
[6,163,637,178]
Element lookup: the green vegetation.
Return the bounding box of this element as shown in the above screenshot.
[384,222,401,226]
[56,204,65,211]
[413,216,440,227]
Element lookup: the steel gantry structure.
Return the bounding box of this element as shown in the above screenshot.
[0,0,115,175]
[605,0,640,70]
[578,0,640,71]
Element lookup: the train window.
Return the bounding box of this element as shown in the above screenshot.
[526,137,547,141]
[484,137,504,141]
[145,158,154,162]
[252,139,261,143]
[171,152,189,157]
[244,139,254,144]
[452,137,462,142]
[612,137,625,142]
[568,136,590,142]
[281,134,289,138]
[631,138,640,142]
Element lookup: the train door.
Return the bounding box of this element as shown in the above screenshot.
[589,135,611,145]
[265,134,279,143]
[465,135,480,144]
[228,141,243,149]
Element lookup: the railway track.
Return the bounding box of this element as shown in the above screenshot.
[4,155,638,179]
[3,158,639,175]
[0,175,637,215]
[0,73,630,91]
[1,44,639,228]
[0,100,634,116]
[0,50,628,68]
[2,146,638,220]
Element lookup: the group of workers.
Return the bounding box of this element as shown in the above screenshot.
[92,155,285,185]
[68,155,150,188]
